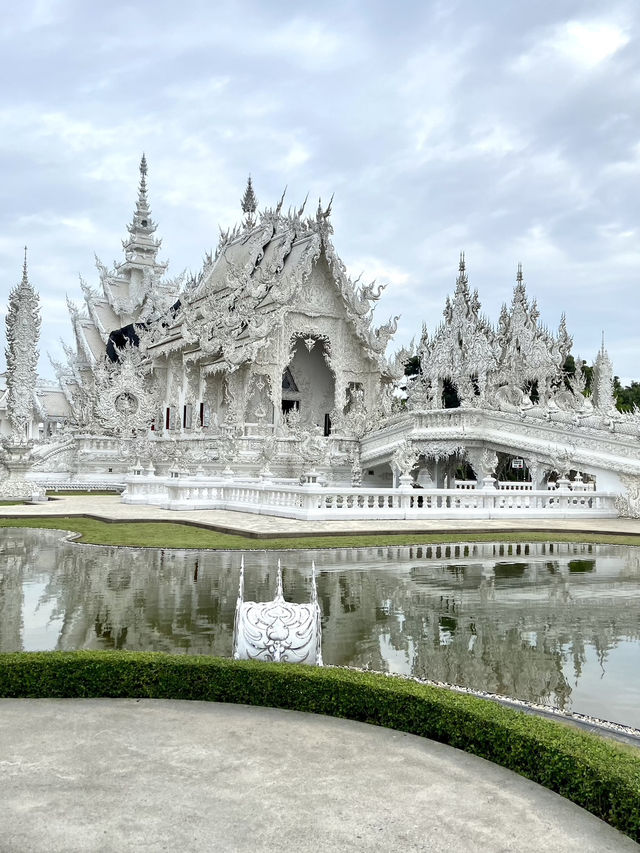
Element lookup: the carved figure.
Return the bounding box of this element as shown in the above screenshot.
[233,559,322,665]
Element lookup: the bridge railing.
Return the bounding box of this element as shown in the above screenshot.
[122,473,618,519]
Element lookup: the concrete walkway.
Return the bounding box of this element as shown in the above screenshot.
[2,494,640,538]
[0,699,637,853]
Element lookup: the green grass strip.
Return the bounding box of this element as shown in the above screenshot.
[0,651,638,841]
[0,514,639,549]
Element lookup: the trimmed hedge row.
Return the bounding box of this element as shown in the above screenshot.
[0,651,639,842]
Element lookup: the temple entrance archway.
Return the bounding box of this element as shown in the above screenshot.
[282,336,335,435]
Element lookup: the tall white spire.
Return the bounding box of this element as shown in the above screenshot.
[122,153,161,264]
[591,331,617,413]
[4,248,41,440]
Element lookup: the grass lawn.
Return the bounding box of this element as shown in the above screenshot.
[0,515,639,549]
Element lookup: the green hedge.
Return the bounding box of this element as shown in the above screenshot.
[1,651,639,841]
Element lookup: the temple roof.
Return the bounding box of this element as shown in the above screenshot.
[144,187,397,372]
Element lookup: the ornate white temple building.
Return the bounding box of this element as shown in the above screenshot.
[3,157,640,518]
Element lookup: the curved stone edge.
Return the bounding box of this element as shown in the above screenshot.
[0,652,638,843]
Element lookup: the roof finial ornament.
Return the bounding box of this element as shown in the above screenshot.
[122,154,160,261]
[275,185,287,216]
[138,153,148,199]
[517,262,523,283]
[459,250,465,273]
[297,192,309,218]
[22,245,28,283]
[316,194,334,223]
[241,175,258,226]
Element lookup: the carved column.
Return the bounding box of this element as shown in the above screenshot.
[524,457,544,489]
[466,448,498,487]
[224,368,250,428]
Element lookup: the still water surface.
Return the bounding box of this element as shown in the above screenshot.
[2,529,639,728]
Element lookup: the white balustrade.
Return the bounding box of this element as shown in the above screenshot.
[122,470,618,519]
[34,480,126,493]
[497,481,534,491]
[454,480,477,490]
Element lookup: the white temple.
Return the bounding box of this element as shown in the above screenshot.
[4,156,640,518]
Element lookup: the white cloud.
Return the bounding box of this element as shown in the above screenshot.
[277,140,312,172]
[1,0,640,380]
[164,76,231,102]
[550,20,630,67]
[603,142,640,175]
[514,18,630,74]
[346,257,412,292]
[264,19,361,69]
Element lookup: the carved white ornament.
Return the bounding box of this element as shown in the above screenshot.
[233,559,322,665]
[5,254,41,441]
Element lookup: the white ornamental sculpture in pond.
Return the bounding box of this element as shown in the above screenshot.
[233,559,323,665]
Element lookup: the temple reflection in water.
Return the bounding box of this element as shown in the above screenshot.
[1,530,640,727]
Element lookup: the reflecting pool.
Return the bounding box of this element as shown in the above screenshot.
[1,529,640,728]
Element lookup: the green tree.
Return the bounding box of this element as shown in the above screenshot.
[614,379,640,412]
[404,354,420,377]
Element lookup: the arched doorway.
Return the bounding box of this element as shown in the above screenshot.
[282,336,335,434]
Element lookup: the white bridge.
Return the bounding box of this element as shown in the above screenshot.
[360,408,640,491]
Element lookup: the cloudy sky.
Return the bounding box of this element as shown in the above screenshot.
[1,0,638,380]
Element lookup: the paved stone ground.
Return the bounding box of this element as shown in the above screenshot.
[0,699,638,853]
[2,494,640,538]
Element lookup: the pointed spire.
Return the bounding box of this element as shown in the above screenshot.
[513,262,527,306]
[557,312,572,359]
[592,331,616,413]
[455,250,469,294]
[241,175,258,226]
[134,153,152,221]
[22,245,28,284]
[275,185,287,216]
[139,153,148,188]
[123,153,161,264]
